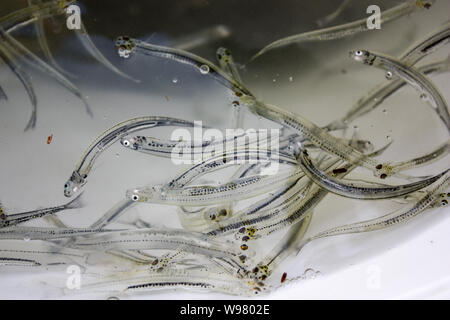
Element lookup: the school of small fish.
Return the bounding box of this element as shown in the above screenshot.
[0,0,449,298]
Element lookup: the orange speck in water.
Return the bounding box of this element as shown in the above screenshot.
[165,96,169,102]
[47,134,53,145]
[281,272,287,283]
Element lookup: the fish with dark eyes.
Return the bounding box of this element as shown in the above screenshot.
[296,170,450,254]
[251,0,435,60]
[0,193,83,228]
[349,49,450,131]
[326,56,450,132]
[296,148,449,200]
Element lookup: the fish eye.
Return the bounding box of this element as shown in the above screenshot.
[355,50,363,56]
[131,195,139,202]
[123,140,130,147]
[64,182,72,190]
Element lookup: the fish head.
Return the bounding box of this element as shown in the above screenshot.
[349,50,376,65]
[120,136,145,150]
[64,171,86,197]
[115,36,137,59]
[216,47,231,63]
[127,185,166,203]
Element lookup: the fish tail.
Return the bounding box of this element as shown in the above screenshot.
[24,109,37,131]
[0,85,7,101]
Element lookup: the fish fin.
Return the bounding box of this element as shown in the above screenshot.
[76,22,140,83]
[1,30,93,117]
[0,42,38,131]
[33,13,77,79]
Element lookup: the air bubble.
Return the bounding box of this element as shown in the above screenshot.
[172,78,178,84]
[289,76,294,82]
[303,268,318,279]
[199,65,210,74]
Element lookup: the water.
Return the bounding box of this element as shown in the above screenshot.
[0,0,449,300]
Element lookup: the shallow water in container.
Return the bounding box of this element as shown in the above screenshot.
[0,0,449,299]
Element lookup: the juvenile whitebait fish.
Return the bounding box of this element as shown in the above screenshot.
[120,131,257,159]
[114,37,381,174]
[216,47,244,129]
[81,268,259,296]
[122,131,372,163]
[0,48,37,130]
[316,0,352,27]
[326,57,450,130]
[0,257,41,267]
[63,116,198,197]
[178,179,303,233]
[69,228,246,261]
[196,146,376,236]
[5,0,138,82]
[247,100,383,175]
[296,149,449,200]
[251,211,313,281]
[0,0,66,32]
[89,200,136,230]
[0,240,87,267]
[0,226,112,240]
[178,203,234,231]
[203,158,341,237]
[150,148,295,190]
[0,193,83,228]
[0,29,93,117]
[296,170,450,254]
[169,25,231,51]
[177,151,331,233]
[115,36,253,97]
[76,22,140,83]
[350,49,450,131]
[178,179,302,233]
[216,47,243,84]
[397,191,448,208]
[27,0,75,78]
[121,130,356,161]
[231,183,326,240]
[398,21,450,67]
[251,0,434,60]
[375,139,450,178]
[225,144,392,238]
[127,167,304,206]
